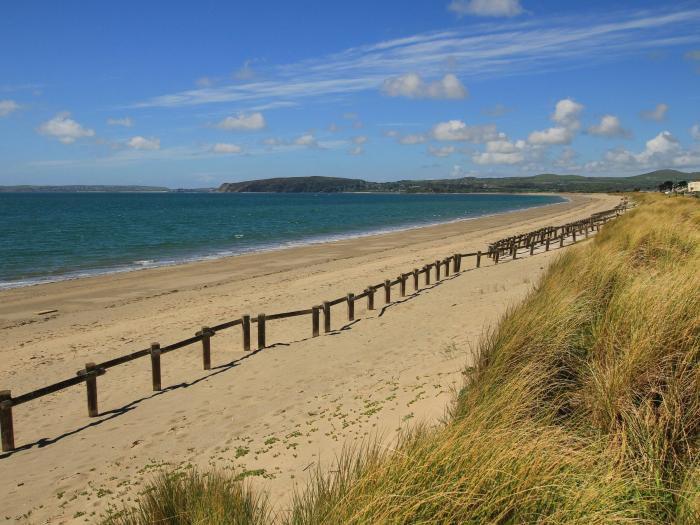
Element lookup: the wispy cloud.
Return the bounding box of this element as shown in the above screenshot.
[133,7,700,110]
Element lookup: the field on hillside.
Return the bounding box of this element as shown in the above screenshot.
[105,194,700,525]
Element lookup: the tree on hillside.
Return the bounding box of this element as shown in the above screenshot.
[658,180,674,192]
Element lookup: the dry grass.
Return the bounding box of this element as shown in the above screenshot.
[104,194,700,524]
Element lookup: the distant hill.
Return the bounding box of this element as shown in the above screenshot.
[218,170,699,194]
[0,185,170,193]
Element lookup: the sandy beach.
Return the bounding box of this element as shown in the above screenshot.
[0,193,619,524]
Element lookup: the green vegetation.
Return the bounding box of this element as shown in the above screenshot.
[104,194,700,524]
[219,169,699,194]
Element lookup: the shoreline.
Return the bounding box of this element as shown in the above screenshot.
[0,193,568,291]
[0,192,619,523]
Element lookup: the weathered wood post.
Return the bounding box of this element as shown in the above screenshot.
[476,251,482,268]
[241,315,251,351]
[413,269,419,291]
[560,234,565,248]
[323,301,331,333]
[150,343,162,391]
[511,244,517,260]
[347,293,355,321]
[425,265,431,285]
[367,287,375,310]
[399,275,406,297]
[494,250,499,264]
[454,254,461,273]
[572,230,577,243]
[0,390,14,452]
[85,362,99,417]
[435,260,441,280]
[312,306,320,337]
[444,259,450,277]
[257,313,266,349]
[530,242,535,256]
[545,238,550,251]
[384,279,391,303]
[200,326,211,370]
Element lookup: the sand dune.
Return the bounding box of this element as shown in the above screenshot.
[0,193,619,523]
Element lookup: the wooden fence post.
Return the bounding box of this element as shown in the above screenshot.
[435,260,441,280]
[413,269,419,291]
[384,279,391,303]
[425,265,431,285]
[323,302,331,332]
[201,326,211,370]
[476,251,481,268]
[367,287,375,310]
[454,254,461,273]
[400,275,406,297]
[572,230,577,243]
[494,250,499,264]
[242,315,251,351]
[85,362,99,417]
[347,293,355,321]
[530,242,535,256]
[545,238,550,251]
[150,343,161,391]
[0,390,14,452]
[257,313,266,349]
[444,259,450,277]
[312,306,320,337]
[512,244,517,260]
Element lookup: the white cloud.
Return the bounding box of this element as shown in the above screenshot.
[217,112,266,131]
[432,120,498,143]
[127,136,160,150]
[692,124,700,141]
[348,146,364,155]
[527,98,583,145]
[589,130,700,172]
[428,145,456,157]
[294,133,318,147]
[328,122,339,132]
[588,114,630,138]
[134,9,700,110]
[382,73,467,99]
[195,77,214,88]
[528,126,573,145]
[352,135,368,145]
[212,143,242,154]
[0,99,20,117]
[107,117,133,127]
[262,137,285,147]
[641,103,668,121]
[448,0,523,18]
[38,112,95,144]
[552,98,584,129]
[399,134,427,145]
[473,137,527,164]
[482,103,510,117]
[233,60,256,80]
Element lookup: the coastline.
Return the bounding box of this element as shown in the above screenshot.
[0,192,619,523]
[0,192,567,291]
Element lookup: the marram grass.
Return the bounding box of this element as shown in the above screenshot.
[104,194,700,524]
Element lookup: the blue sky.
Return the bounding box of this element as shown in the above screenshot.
[1,0,699,187]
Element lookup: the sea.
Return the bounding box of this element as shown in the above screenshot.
[0,192,566,289]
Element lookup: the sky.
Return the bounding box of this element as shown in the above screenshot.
[1,0,700,188]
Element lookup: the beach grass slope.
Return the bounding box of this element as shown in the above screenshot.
[104,194,700,524]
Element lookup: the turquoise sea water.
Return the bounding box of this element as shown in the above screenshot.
[0,192,565,288]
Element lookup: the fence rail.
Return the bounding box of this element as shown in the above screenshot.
[0,201,628,453]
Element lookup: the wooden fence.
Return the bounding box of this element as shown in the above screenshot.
[0,202,627,453]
